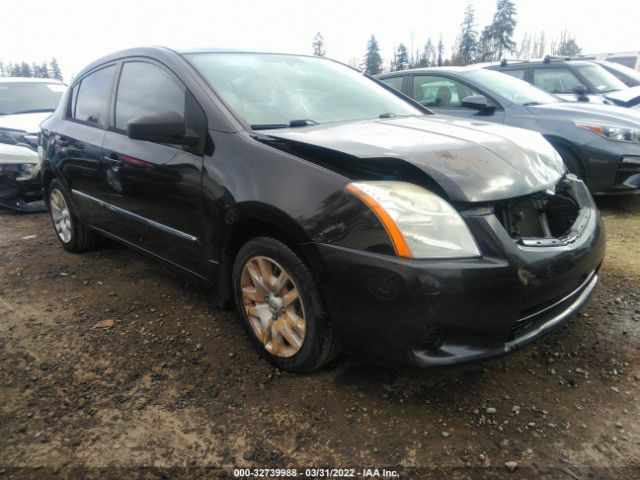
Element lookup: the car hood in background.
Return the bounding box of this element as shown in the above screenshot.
[529,100,640,125]
[0,112,53,134]
[265,116,564,202]
[0,144,39,165]
[604,85,640,107]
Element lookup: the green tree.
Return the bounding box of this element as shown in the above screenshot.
[21,62,33,78]
[552,30,582,57]
[362,35,383,75]
[49,57,63,81]
[312,32,326,57]
[478,0,517,61]
[0,61,5,76]
[453,3,478,65]
[392,43,410,71]
[437,35,444,67]
[38,61,50,78]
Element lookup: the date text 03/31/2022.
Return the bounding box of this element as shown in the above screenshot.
[233,468,400,478]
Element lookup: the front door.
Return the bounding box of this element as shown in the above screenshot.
[410,74,505,123]
[100,60,207,276]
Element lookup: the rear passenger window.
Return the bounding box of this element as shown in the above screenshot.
[503,69,526,80]
[533,68,581,94]
[73,65,116,126]
[381,76,404,93]
[115,62,185,131]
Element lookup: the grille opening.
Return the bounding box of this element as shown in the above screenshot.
[496,179,580,241]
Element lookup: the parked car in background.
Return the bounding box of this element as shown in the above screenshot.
[485,57,640,108]
[377,66,640,195]
[40,47,604,373]
[584,51,640,71]
[595,60,640,87]
[0,77,66,211]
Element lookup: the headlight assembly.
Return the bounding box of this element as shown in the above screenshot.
[346,181,481,259]
[576,122,640,144]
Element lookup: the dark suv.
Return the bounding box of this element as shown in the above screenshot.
[39,48,604,373]
[487,57,639,106]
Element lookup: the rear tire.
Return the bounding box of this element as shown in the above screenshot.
[232,237,339,373]
[48,178,101,253]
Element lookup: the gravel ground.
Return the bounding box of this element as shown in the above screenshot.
[0,196,639,480]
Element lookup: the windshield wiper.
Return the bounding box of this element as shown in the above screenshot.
[379,112,397,118]
[251,119,319,130]
[521,101,543,106]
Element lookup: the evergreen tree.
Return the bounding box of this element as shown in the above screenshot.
[11,63,22,77]
[454,3,478,65]
[392,43,409,71]
[552,30,582,57]
[437,35,444,67]
[21,62,33,78]
[492,0,517,59]
[362,35,383,75]
[312,32,326,57]
[0,61,5,76]
[38,61,50,78]
[49,57,63,81]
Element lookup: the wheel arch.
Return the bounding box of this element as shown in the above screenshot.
[543,135,589,178]
[214,202,330,308]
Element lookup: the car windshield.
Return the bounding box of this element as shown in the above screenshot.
[184,53,423,129]
[576,64,627,93]
[463,69,558,105]
[0,82,65,115]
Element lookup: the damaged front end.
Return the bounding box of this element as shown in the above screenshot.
[0,132,45,212]
[494,174,590,248]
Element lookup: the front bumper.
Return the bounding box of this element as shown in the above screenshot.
[585,138,640,194]
[0,144,45,212]
[314,179,605,368]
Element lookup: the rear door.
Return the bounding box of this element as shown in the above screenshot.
[55,64,117,224]
[410,74,505,122]
[100,60,207,276]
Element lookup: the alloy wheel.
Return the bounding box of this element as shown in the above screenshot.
[50,189,72,243]
[240,256,306,358]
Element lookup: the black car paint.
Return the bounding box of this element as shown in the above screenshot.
[40,48,605,369]
[377,68,640,195]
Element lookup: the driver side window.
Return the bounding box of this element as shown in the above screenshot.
[115,62,186,131]
[412,75,480,108]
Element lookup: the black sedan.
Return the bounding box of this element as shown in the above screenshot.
[378,66,640,195]
[40,48,604,372]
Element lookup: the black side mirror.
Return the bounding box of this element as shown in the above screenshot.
[572,84,589,101]
[127,111,199,147]
[461,95,496,114]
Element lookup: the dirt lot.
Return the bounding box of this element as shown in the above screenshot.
[1,196,639,480]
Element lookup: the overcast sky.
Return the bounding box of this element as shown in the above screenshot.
[2,0,638,81]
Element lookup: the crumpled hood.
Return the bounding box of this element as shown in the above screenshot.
[604,85,640,107]
[266,115,565,202]
[0,112,52,133]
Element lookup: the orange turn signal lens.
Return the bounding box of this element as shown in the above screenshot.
[346,183,413,258]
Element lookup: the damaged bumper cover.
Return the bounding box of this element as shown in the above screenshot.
[0,143,45,212]
[312,176,605,368]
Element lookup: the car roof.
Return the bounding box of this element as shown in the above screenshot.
[493,59,597,68]
[73,46,341,83]
[377,65,485,77]
[0,77,65,84]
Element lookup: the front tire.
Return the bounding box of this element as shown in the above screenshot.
[48,178,101,253]
[553,143,585,179]
[232,237,338,373]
